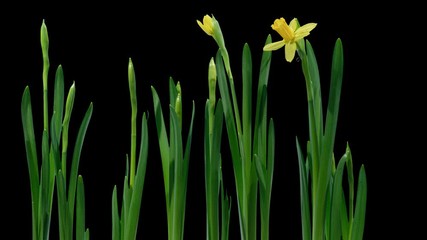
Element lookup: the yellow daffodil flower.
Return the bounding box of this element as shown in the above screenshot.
[197,14,230,78]
[197,15,214,36]
[263,18,317,62]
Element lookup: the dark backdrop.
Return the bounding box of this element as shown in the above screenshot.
[3,2,412,239]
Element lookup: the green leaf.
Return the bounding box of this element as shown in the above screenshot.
[221,176,231,240]
[254,86,267,161]
[151,86,170,195]
[255,154,266,191]
[257,35,272,90]
[350,165,367,240]
[112,186,120,240]
[76,176,86,240]
[267,119,275,189]
[305,40,323,144]
[125,113,149,240]
[21,87,40,221]
[254,34,272,166]
[52,65,64,146]
[296,136,311,240]
[56,170,68,240]
[68,102,93,226]
[330,154,347,240]
[242,43,252,172]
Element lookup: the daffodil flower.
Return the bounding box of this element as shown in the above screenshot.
[197,15,214,36]
[197,14,226,52]
[263,17,317,62]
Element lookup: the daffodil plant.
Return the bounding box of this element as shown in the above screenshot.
[151,78,195,240]
[22,20,91,240]
[111,58,149,240]
[204,57,231,240]
[198,14,276,240]
[264,17,367,240]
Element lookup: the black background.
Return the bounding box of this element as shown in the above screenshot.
[3,2,416,239]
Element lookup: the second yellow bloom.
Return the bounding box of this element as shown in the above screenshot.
[264,18,317,62]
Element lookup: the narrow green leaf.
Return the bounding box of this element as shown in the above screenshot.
[56,170,68,240]
[204,101,212,239]
[76,176,86,240]
[340,190,349,240]
[125,113,149,240]
[112,186,120,240]
[182,100,195,200]
[221,176,231,240]
[330,154,347,240]
[122,174,130,237]
[247,163,258,240]
[68,102,93,226]
[212,99,224,164]
[305,40,323,143]
[267,119,275,189]
[346,143,355,221]
[85,229,90,240]
[52,65,64,144]
[41,129,54,239]
[255,154,267,191]
[169,77,178,109]
[254,86,267,161]
[242,43,252,173]
[296,136,311,240]
[21,87,40,220]
[151,86,170,195]
[257,34,272,89]
[350,165,367,240]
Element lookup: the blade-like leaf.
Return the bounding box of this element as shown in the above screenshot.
[68,102,93,224]
[52,65,64,145]
[330,154,347,240]
[296,136,311,240]
[242,43,252,171]
[56,170,68,240]
[350,165,367,240]
[76,175,86,240]
[151,86,170,195]
[112,186,120,240]
[125,113,149,240]
[21,87,40,218]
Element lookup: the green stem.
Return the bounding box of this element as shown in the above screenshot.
[41,20,50,133]
[128,58,137,187]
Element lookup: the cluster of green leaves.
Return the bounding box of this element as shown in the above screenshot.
[295,38,367,240]
[151,78,195,240]
[213,39,276,240]
[199,16,276,239]
[21,20,91,240]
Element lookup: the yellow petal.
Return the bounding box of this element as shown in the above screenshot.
[285,42,297,62]
[263,40,286,51]
[197,15,214,36]
[289,18,299,31]
[294,23,317,40]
